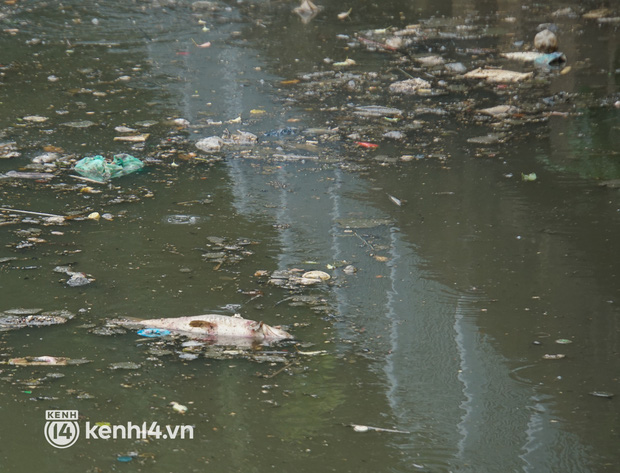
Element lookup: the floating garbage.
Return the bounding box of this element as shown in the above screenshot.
[502,51,567,67]
[263,127,298,137]
[0,310,74,331]
[542,354,565,360]
[66,272,94,287]
[111,313,293,343]
[533,52,567,67]
[196,136,224,153]
[534,29,558,53]
[389,78,432,95]
[164,214,202,225]
[137,328,172,338]
[195,131,257,153]
[170,401,188,414]
[54,266,95,287]
[293,0,323,24]
[73,154,144,182]
[300,270,331,285]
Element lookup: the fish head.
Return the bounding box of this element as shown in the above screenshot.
[259,322,293,340]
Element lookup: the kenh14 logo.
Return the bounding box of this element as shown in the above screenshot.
[44,410,80,449]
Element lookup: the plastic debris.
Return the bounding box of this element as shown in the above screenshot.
[356,141,379,149]
[0,310,74,331]
[542,354,565,360]
[445,62,467,74]
[533,52,567,67]
[534,29,558,53]
[170,401,188,414]
[74,154,144,182]
[196,136,224,152]
[196,131,257,153]
[502,51,566,66]
[66,272,94,287]
[389,78,432,95]
[54,266,95,287]
[263,127,298,137]
[137,328,172,338]
[293,0,323,24]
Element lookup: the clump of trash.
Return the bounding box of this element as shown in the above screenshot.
[0,309,75,331]
[195,130,258,154]
[73,154,144,182]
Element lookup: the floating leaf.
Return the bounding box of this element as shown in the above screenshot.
[334,58,356,67]
[522,172,537,181]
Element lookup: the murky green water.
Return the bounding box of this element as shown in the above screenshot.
[1,0,619,472]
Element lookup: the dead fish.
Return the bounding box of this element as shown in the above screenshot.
[115,314,293,342]
[8,356,91,366]
[387,194,402,207]
[1,171,54,180]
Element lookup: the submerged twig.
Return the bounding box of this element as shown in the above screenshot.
[262,360,298,379]
[0,207,64,218]
[275,296,295,306]
[350,423,410,434]
[69,175,108,185]
[396,67,415,79]
[354,231,374,251]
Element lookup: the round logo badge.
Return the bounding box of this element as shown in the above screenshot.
[44,419,80,448]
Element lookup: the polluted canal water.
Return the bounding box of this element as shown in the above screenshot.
[0,0,619,472]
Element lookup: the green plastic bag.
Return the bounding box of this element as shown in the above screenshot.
[74,154,144,182]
